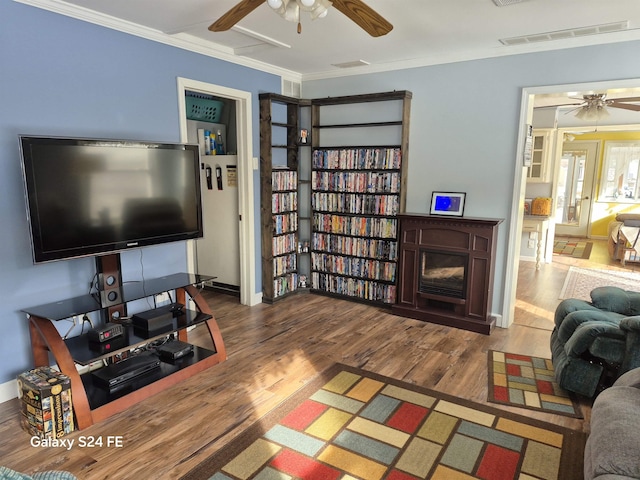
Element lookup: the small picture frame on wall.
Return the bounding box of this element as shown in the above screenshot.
[430,191,466,217]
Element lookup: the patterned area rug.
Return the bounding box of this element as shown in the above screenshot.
[183,363,586,480]
[487,351,582,418]
[553,240,593,259]
[559,266,640,301]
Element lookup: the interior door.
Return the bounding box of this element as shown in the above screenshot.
[554,141,599,237]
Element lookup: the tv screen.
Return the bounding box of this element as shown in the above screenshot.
[20,136,203,263]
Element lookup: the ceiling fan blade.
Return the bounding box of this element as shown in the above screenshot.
[607,96,640,103]
[331,0,393,37]
[609,102,640,112]
[209,0,265,32]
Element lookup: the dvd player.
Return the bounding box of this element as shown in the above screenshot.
[91,353,161,391]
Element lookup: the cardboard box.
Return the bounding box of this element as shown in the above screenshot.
[17,367,74,438]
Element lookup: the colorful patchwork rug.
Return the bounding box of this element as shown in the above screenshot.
[487,351,582,418]
[553,240,593,259]
[183,363,586,480]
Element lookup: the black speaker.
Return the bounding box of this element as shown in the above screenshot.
[96,254,124,308]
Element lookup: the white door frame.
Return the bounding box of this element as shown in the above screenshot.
[503,78,640,328]
[176,77,260,306]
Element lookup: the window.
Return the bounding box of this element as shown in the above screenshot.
[598,141,640,203]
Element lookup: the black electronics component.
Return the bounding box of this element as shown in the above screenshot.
[87,322,124,343]
[157,340,194,361]
[88,334,128,355]
[91,354,161,391]
[131,303,184,338]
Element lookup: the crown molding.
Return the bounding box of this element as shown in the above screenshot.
[14,0,640,84]
[14,0,303,83]
[301,28,640,81]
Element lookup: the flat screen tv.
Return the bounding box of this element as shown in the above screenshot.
[19,136,203,263]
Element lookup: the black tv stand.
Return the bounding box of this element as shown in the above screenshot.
[23,267,227,429]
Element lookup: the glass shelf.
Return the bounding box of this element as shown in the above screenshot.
[22,273,213,321]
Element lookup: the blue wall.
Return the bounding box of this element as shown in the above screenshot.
[304,43,640,317]
[0,1,280,384]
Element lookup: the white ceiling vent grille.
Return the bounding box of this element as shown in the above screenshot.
[500,21,629,46]
[332,60,371,69]
[492,0,529,5]
[282,79,301,98]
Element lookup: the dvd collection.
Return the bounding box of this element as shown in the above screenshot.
[312,233,397,261]
[312,171,400,194]
[311,253,396,282]
[312,192,399,216]
[273,253,297,277]
[312,147,401,170]
[272,169,297,191]
[274,273,298,298]
[311,272,397,304]
[267,145,403,302]
[272,233,297,257]
[314,213,397,239]
[273,212,298,235]
[272,192,297,214]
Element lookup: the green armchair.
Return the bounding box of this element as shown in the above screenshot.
[551,286,640,398]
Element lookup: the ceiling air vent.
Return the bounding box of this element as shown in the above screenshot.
[332,60,371,69]
[492,0,529,5]
[282,79,301,98]
[500,21,629,46]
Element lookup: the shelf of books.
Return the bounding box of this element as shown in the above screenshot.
[269,168,299,300]
[260,93,312,303]
[310,146,402,305]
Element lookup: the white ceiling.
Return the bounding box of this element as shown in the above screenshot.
[18,0,640,82]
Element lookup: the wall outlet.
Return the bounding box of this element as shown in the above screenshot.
[528,239,536,249]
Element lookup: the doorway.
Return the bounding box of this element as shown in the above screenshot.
[176,77,259,306]
[554,141,599,237]
[503,78,640,328]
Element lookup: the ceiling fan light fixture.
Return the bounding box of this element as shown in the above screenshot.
[310,0,332,19]
[267,0,283,9]
[283,0,300,22]
[298,0,316,8]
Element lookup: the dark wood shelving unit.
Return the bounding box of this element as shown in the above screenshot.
[259,91,411,306]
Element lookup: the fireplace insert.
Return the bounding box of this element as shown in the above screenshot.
[419,249,468,299]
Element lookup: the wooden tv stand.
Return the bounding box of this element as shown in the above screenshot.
[23,272,227,429]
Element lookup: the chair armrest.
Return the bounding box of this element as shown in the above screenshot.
[563,320,625,357]
[621,316,640,373]
[620,316,640,332]
[554,298,600,328]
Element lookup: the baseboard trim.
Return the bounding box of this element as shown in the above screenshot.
[0,379,17,404]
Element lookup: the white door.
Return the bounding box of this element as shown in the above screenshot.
[554,141,599,237]
[197,155,240,287]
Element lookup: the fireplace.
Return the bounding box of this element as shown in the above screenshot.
[392,214,502,334]
[419,249,468,299]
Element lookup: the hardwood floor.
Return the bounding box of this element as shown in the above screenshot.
[1,241,636,479]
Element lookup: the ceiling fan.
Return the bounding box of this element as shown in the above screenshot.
[556,94,640,121]
[209,0,393,37]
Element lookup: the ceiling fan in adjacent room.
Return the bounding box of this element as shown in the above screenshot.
[561,94,640,121]
[209,0,393,36]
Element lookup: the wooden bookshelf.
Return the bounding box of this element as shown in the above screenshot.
[260,91,411,305]
[309,91,412,305]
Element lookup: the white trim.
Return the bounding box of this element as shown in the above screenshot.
[14,0,640,82]
[14,0,301,82]
[504,78,640,328]
[177,78,259,306]
[0,379,17,404]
